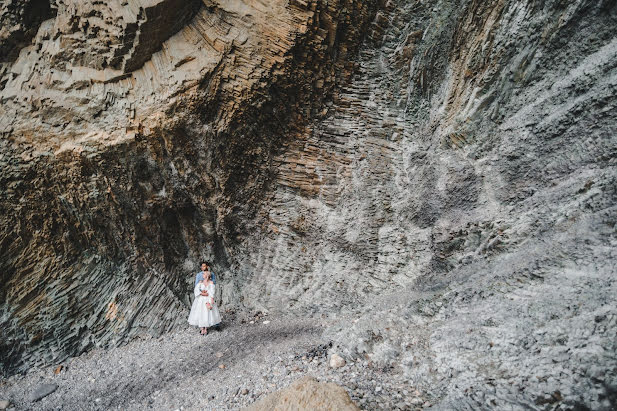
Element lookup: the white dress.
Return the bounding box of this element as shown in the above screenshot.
[188,282,221,327]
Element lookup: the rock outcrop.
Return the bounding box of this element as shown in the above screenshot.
[1,0,616,408]
[244,376,360,411]
[0,0,377,374]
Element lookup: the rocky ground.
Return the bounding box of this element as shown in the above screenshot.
[0,313,428,411]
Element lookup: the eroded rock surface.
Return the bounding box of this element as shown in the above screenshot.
[0,0,55,64]
[1,0,616,409]
[0,0,377,374]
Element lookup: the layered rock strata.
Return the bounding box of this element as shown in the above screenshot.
[1,0,616,408]
[0,0,56,64]
[0,0,377,374]
[258,0,617,408]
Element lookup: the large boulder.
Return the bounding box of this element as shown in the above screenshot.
[244,376,359,411]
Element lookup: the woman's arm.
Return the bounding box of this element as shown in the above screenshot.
[209,283,215,304]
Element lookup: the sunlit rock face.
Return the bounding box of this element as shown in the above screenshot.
[2,0,617,407]
[0,0,378,374]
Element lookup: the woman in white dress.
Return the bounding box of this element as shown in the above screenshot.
[188,271,221,335]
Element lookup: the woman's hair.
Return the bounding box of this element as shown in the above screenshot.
[204,271,211,281]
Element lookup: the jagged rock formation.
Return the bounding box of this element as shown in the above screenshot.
[1,0,616,408]
[0,0,56,64]
[0,0,378,374]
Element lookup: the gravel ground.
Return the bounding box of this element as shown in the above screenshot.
[0,313,427,410]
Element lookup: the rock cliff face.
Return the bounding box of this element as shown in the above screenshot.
[1,0,616,408]
[0,0,378,374]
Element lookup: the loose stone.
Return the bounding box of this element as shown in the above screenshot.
[329,353,346,368]
[29,384,58,402]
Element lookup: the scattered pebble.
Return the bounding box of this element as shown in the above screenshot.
[29,384,58,402]
[329,353,346,369]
